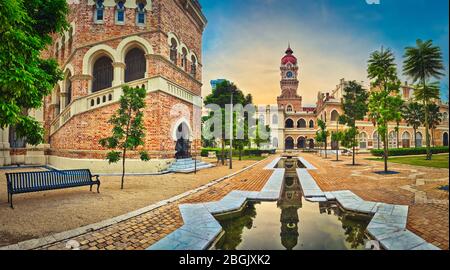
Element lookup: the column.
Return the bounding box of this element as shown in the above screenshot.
[0,127,11,166]
[112,62,126,87]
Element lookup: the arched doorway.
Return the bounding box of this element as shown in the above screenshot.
[443,132,449,147]
[297,119,306,128]
[308,139,315,149]
[402,132,411,148]
[297,137,306,149]
[415,132,423,147]
[285,137,294,150]
[272,137,279,148]
[92,55,113,92]
[175,122,191,159]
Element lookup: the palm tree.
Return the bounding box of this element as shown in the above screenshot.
[401,102,423,148]
[425,103,443,146]
[403,39,445,160]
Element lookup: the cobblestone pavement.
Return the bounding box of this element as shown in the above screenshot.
[305,153,449,250]
[37,153,449,250]
[40,157,275,250]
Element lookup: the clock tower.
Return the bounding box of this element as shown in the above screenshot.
[277,46,302,112]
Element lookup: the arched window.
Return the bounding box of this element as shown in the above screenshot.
[125,48,146,82]
[297,119,306,128]
[285,119,294,128]
[287,105,293,112]
[402,132,411,148]
[272,114,278,125]
[136,2,146,25]
[191,55,197,76]
[68,27,73,54]
[415,132,423,147]
[443,112,449,122]
[359,132,367,149]
[309,120,314,128]
[9,124,26,149]
[181,48,188,71]
[54,86,61,117]
[285,137,294,150]
[330,110,339,122]
[297,137,306,149]
[373,131,382,149]
[388,131,397,148]
[115,1,126,24]
[65,71,72,107]
[95,0,105,23]
[170,38,178,63]
[443,132,449,147]
[92,56,113,92]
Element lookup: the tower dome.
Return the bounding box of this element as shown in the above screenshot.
[281,46,298,65]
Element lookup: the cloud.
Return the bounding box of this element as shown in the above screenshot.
[202,9,378,105]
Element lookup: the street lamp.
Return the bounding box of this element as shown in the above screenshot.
[229,86,234,170]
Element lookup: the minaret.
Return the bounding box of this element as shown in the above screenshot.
[277,45,302,112]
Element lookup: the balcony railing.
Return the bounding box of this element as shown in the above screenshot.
[49,76,200,136]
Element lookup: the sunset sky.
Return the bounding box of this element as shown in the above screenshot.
[199,0,449,105]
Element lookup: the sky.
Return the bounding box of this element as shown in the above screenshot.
[199,0,449,105]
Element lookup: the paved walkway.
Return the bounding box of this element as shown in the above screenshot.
[38,157,275,250]
[5,153,448,250]
[305,153,449,250]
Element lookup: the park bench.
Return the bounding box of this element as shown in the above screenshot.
[5,169,100,208]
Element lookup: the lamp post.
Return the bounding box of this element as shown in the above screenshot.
[229,87,233,170]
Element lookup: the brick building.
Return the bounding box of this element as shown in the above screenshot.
[0,0,207,173]
[260,46,449,151]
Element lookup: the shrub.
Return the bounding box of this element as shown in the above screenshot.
[370,147,449,157]
[200,148,276,157]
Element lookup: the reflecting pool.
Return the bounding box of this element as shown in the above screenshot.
[213,158,371,250]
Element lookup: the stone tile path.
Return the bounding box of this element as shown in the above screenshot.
[34,157,276,250]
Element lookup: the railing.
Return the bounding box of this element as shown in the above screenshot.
[50,76,199,135]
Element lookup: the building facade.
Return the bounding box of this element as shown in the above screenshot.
[0,0,207,173]
[260,46,449,152]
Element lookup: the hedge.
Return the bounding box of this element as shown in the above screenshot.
[370,146,449,157]
[201,148,276,157]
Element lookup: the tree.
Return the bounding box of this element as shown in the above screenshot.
[99,86,149,189]
[367,47,403,173]
[341,127,359,161]
[331,131,344,161]
[316,119,329,159]
[0,0,68,145]
[253,119,271,149]
[424,103,443,146]
[339,81,369,165]
[401,102,423,148]
[204,80,252,164]
[403,39,445,160]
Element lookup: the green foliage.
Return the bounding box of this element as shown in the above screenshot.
[370,147,449,157]
[204,80,252,108]
[426,103,443,130]
[0,0,68,145]
[403,39,445,160]
[200,148,275,157]
[341,127,359,149]
[340,81,369,127]
[99,86,149,189]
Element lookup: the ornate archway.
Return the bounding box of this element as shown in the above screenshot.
[285,137,294,150]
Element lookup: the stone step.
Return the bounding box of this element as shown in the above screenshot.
[170,164,214,173]
[169,163,210,170]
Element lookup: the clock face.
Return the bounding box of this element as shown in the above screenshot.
[286,71,293,78]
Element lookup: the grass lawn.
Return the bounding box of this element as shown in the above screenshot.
[367,154,449,169]
[234,155,268,161]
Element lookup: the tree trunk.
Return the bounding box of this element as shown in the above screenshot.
[221,139,225,165]
[414,127,417,148]
[325,139,328,159]
[352,136,356,166]
[121,148,126,190]
[431,128,435,147]
[239,149,242,161]
[384,133,388,173]
[336,140,339,161]
[424,102,432,160]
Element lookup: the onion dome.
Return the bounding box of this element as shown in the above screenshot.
[281,45,298,65]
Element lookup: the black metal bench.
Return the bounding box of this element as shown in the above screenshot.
[5,169,101,208]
